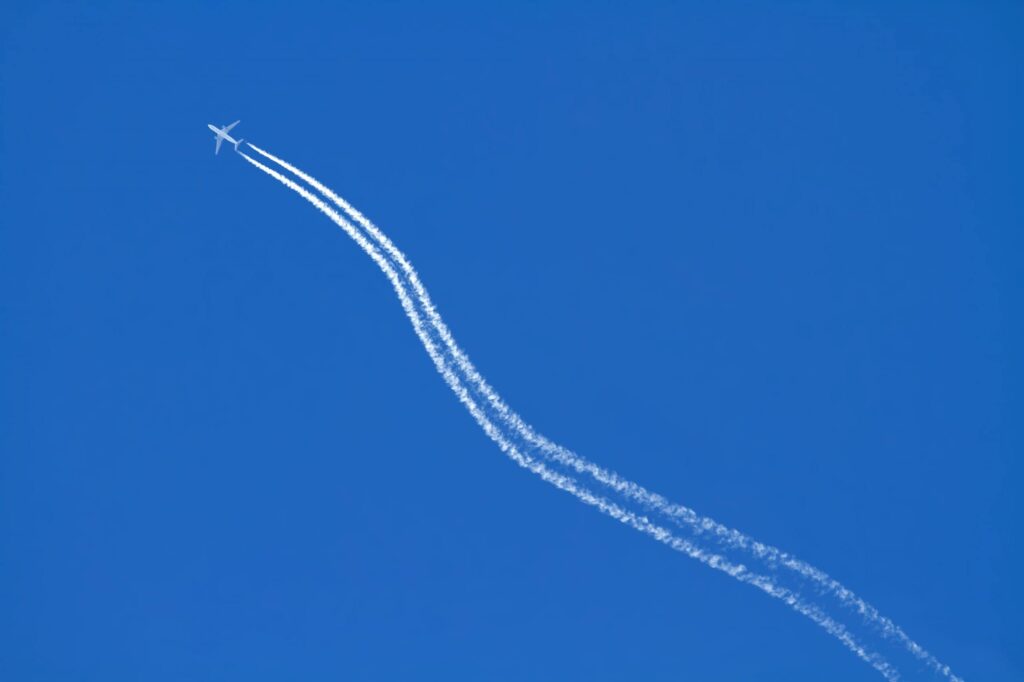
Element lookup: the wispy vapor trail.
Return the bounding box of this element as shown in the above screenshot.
[238,146,960,682]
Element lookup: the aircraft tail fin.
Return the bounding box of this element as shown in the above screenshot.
[234,139,244,152]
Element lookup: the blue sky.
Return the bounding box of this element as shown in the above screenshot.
[1,2,1020,680]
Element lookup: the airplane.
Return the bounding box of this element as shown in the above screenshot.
[208,120,244,154]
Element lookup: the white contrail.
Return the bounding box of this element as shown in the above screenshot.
[245,144,961,682]
[237,148,960,681]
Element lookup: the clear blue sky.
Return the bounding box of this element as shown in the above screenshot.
[1,2,1020,680]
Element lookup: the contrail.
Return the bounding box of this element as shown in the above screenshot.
[238,147,958,681]
[245,144,961,681]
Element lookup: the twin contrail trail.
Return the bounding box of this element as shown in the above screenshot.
[237,142,961,682]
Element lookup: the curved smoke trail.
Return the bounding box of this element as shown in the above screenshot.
[238,144,961,682]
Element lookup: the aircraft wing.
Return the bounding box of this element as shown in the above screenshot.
[215,136,224,154]
[223,120,240,133]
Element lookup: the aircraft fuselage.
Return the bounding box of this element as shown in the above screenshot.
[208,123,238,145]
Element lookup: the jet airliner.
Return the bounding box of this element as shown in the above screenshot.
[208,120,244,154]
